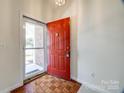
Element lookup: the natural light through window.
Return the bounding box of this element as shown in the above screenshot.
[24,20,44,78]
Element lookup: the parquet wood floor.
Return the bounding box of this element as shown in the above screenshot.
[11,74,81,93]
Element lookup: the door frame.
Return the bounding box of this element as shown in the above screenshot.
[20,14,48,81]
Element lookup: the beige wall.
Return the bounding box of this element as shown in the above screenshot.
[22,0,46,22]
[77,0,124,93]
[0,0,22,92]
[0,0,45,92]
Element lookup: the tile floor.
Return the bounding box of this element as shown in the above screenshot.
[11,74,81,93]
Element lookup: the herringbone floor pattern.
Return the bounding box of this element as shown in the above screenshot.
[11,75,81,93]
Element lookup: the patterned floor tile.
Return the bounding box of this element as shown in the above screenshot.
[11,74,81,93]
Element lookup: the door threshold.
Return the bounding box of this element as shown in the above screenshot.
[24,72,47,84]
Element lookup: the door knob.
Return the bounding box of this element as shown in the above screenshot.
[66,53,70,58]
[56,33,59,37]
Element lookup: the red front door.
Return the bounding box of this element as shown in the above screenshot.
[47,18,70,80]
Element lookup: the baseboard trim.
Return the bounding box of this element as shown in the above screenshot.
[0,82,23,93]
[71,76,77,81]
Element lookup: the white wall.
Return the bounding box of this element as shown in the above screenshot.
[77,0,124,93]
[0,0,22,92]
[0,0,46,92]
